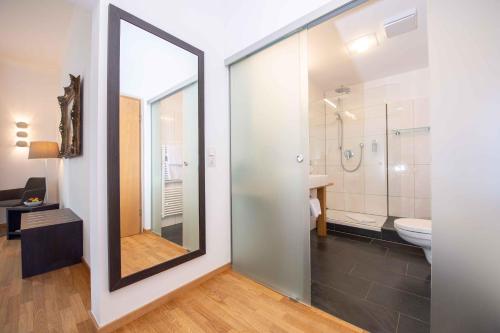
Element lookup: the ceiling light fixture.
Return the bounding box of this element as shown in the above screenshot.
[346,34,378,55]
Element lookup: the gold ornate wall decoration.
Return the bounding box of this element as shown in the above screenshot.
[58,74,82,158]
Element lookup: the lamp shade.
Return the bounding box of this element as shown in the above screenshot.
[28,141,59,159]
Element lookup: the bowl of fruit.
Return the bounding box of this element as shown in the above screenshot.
[24,197,43,207]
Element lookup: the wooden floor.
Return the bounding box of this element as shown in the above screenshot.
[0,234,365,333]
[116,270,366,333]
[121,231,188,277]
[0,235,93,333]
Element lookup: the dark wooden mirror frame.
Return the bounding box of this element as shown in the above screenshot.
[107,4,205,291]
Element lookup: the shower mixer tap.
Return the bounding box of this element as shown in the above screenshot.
[342,143,364,161]
[344,150,354,160]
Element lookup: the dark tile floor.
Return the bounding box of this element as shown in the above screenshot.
[161,223,183,246]
[311,230,431,333]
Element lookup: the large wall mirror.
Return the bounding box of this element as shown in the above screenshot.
[107,5,205,291]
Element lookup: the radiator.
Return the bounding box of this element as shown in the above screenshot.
[161,145,183,218]
[162,186,183,218]
[161,145,171,181]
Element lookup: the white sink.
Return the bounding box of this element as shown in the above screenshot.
[309,174,330,188]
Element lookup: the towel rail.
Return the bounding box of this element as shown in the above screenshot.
[392,126,430,136]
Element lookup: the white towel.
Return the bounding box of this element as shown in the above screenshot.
[310,198,321,218]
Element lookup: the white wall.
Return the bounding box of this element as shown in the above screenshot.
[58,4,93,264]
[429,1,500,332]
[223,0,350,58]
[89,0,230,325]
[0,58,60,201]
[120,20,197,100]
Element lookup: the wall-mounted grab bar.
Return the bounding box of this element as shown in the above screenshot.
[392,126,430,136]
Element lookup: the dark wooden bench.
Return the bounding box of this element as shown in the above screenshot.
[6,203,59,239]
[21,208,83,278]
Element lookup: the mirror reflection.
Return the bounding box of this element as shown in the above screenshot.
[119,20,199,277]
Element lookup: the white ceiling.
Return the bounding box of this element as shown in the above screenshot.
[308,0,428,92]
[0,0,76,69]
[120,20,198,100]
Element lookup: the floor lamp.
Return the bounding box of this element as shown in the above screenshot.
[28,141,60,202]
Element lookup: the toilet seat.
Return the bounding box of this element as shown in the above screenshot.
[394,218,431,234]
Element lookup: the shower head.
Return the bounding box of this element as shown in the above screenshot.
[335,85,351,95]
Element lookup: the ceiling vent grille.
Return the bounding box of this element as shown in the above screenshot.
[384,9,418,38]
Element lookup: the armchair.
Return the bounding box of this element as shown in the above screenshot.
[0,178,46,224]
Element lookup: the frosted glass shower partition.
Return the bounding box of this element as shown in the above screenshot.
[230,31,311,303]
[150,81,199,251]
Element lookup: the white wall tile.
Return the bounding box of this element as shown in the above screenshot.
[365,195,387,216]
[325,112,337,126]
[326,139,341,165]
[343,166,364,194]
[345,193,365,213]
[365,165,387,195]
[310,137,325,162]
[326,165,343,192]
[364,104,386,118]
[388,135,414,165]
[310,165,325,174]
[364,116,386,136]
[414,133,431,164]
[343,117,364,139]
[309,124,325,139]
[325,122,338,140]
[388,100,414,130]
[415,198,431,219]
[327,191,345,210]
[414,164,431,198]
[389,196,415,218]
[388,166,415,197]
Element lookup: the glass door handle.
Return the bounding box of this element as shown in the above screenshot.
[296,154,304,163]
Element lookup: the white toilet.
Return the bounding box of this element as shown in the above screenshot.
[394,218,432,264]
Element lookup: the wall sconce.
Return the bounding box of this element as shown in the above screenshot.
[15,121,29,147]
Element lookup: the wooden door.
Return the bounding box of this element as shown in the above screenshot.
[119,96,142,237]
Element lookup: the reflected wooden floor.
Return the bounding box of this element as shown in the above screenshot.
[0,234,365,333]
[0,235,93,333]
[121,231,188,277]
